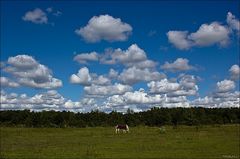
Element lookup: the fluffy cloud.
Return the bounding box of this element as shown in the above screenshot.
[229,64,240,80]
[63,98,96,111]
[148,75,198,97]
[3,55,62,89]
[105,94,125,107]
[179,74,199,89]
[75,14,132,42]
[148,79,180,94]
[0,89,98,112]
[192,78,239,108]
[167,31,192,50]
[73,44,157,69]
[110,44,146,64]
[105,88,191,112]
[92,75,111,85]
[106,88,163,107]
[100,44,148,66]
[188,22,230,47]
[22,8,48,24]
[161,58,196,72]
[108,68,119,79]
[70,67,111,86]
[191,96,215,107]
[127,60,157,69]
[168,89,198,97]
[0,90,65,110]
[70,67,92,85]
[216,79,235,93]
[192,91,239,108]
[29,90,65,106]
[166,12,239,50]
[167,22,230,50]
[22,7,62,25]
[123,89,163,105]
[227,12,240,33]
[74,52,98,64]
[165,96,187,104]
[88,75,199,112]
[0,77,19,88]
[71,45,164,86]
[18,78,62,90]
[119,66,165,85]
[101,44,158,70]
[84,83,132,97]
[0,91,19,106]
[8,54,38,69]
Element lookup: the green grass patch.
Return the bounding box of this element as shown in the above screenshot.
[1,125,239,159]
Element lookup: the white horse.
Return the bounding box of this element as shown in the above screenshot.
[115,124,129,133]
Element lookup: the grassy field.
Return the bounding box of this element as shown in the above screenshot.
[0,125,239,159]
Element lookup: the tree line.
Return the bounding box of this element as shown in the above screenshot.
[0,107,239,128]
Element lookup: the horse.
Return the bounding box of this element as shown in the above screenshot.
[115,124,129,133]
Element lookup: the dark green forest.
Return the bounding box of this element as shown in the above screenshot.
[0,107,239,127]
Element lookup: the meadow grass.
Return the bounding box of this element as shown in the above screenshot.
[0,125,239,159]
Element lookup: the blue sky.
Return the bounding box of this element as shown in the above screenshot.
[1,0,239,112]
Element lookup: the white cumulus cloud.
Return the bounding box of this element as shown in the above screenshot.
[227,12,240,33]
[119,66,165,85]
[192,91,239,108]
[74,52,98,64]
[70,67,92,85]
[0,77,19,88]
[108,68,119,79]
[22,8,48,24]
[3,55,62,89]
[70,67,111,86]
[167,31,192,50]
[84,83,132,97]
[188,22,230,47]
[229,64,240,80]
[166,12,238,50]
[0,90,65,110]
[167,22,230,50]
[100,44,147,66]
[161,58,196,72]
[75,14,132,42]
[148,79,180,94]
[216,79,235,93]
[147,75,198,97]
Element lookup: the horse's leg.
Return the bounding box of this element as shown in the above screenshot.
[126,125,129,133]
